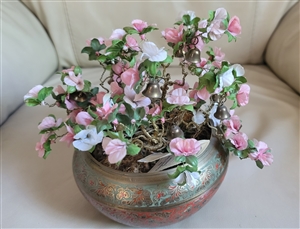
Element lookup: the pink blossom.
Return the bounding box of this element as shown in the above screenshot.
[75,111,94,126]
[167,88,195,106]
[249,140,273,166]
[195,58,209,76]
[67,109,82,122]
[198,19,208,29]
[96,100,118,120]
[214,47,225,61]
[132,19,148,32]
[62,66,75,74]
[169,138,202,156]
[65,97,78,110]
[173,80,189,91]
[24,85,44,101]
[228,16,242,36]
[123,86,151,108]
[109,29,126,40]
[102,137,127,164]
[124,36,140,51]
[207,20,225,41]
[148,101,162,116]
[212,47,225,68]
[38,116,62,130]
[64,72,84,91]
[189,82,210,102]
[121,68,140,88]
[214,8,228,21]
[161,24,184,44]
[118,104,126,114]
[35,133,50,158]
[55,85,65,94]
[195,35,205,51]
[230,132,248,150]
[60,125,75,147]
[112,61,124,75]
[90,91,106,106]
[236,84,250,106]
[110,82,123,96]
[223,112,241,138]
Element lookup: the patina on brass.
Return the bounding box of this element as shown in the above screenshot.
[214,105,231,120]
[184,47,201,63]
[142,79,162,99]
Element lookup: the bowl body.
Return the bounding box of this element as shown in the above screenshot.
[73,136,228,227]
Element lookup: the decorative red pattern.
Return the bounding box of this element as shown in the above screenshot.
[82,172,225,227]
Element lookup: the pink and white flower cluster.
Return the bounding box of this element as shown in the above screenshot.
[24,8,272,183]
[223,111,273,166]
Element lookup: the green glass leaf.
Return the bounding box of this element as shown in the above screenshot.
[92,119,112,132]
[91,38,102,51]
[141,26,158,34]
[81,46,93,55]
[199,71,217,93]
[208,10,215,22]
[162,102,178,114]
[91,87,99,96]
[66,86,76,94]
[42,134,56,159]
[106,130,120,139]
[73,125,83,134]
[112,39,124,47]
[191,17,200,26]
[182,14,191,25]
[116,113,132,126]
[235,76,247,83]
[186,166,198,173]
[168,165,186,179]
[186,155,198,168]
[230,98,238,110]
[25,98,40,107]
[248,140,256,149]
[37,87,53,102]
[127,143,141,156]
[175,156,186,163]
[87,107,98,119]
[129,56,136,68]
[148,62,158,76]
[225,31,236,42]
[134,107,146,121]
[123,26,139,34]
[74,66,82,75]
[88,52,98,61]
[82,80,91,92]
[98,55,107,63]
[181,104,194,112]
[256,160,264,169]
[161,55,173,64]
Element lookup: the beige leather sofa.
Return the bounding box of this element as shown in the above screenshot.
[2,1,299,228]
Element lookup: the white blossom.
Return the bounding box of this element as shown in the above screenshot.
[73,125,103,151]
[173,171,200,189]
[219,64,245,88]
[141,41,167,62]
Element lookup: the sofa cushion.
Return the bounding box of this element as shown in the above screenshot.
[1,1,58,125]
[265,2,300,94]
[22,1,296,68]
[2,65,299,228]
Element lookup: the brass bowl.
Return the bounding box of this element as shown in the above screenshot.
[73,135,228,227]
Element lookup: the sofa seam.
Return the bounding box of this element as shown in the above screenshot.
[63,0,81,67]
[248,1,258,64]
